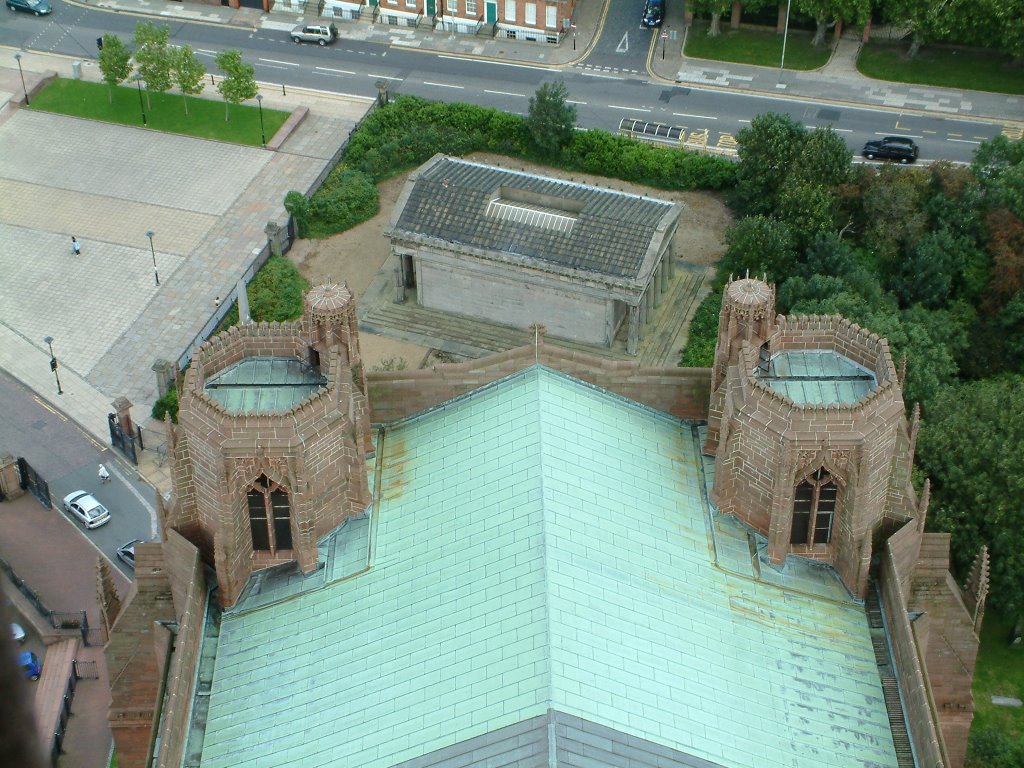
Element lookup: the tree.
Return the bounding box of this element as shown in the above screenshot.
[858,166,929,265]
[688,0,732,36]
[884,0,958,58]
[886,227,985,309]
[215,49,258,122]
[972,136,1024,219]
[172,45,207,116]
[97,34,132,104]
[918,375,1024,619]
[790,127,852,189]
[795,0,871,47]
[133,22,173,111]
[775,178,837,251]
[716,215,797,284]
[733,112,805,215]
[527,81,576,158]
[984,209,1024,312]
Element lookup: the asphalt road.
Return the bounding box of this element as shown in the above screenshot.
[0,368,158,576]
[0,0,1006,164]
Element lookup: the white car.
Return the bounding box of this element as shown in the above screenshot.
[10,623,25,644]
[62,490,111,529]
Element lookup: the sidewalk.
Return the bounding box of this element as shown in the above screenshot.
[69,0,1024,123]
[1,493,131,768]
[1,0,1020,501]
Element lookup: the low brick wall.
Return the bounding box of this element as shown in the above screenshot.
[368,343,711,424]
[266,106,309,151]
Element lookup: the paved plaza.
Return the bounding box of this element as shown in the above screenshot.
[0,60,371,449]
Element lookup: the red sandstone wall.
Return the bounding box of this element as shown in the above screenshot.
[880,523,946,767]
[155,532,207,768]
[367,344,711,424]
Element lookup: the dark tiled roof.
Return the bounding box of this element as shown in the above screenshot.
[389,156,679,280]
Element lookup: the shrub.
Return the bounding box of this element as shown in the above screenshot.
[679,292,722,367]
[247,255,310,322]
[151,388,179,423]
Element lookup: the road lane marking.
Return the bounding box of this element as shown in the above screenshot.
[579,72,624,79]
[874,132,923,138]
[33,395,68,421]
[566,100,588,105]
[259,58,300,67]
[316,66,356,75]
[673,112,718,121]
[484,89,526,97]
[369,74,403,81]
[805,125,852,132]
[609,105,652,112]
[948,138,982,144]
[422,81,464,89]
[436,55,559,73]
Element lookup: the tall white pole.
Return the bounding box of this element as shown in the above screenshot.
[779,0,792,79]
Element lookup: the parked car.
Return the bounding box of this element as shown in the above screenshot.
[641,0,664,27]
[62,490,111,529]
[290,23,338,45]
[6,0,52,15]
[862,137,919,164]
[18,651,42,680]
[116,539,144,569]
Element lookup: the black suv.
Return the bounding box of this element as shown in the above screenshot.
[862,137,919,164]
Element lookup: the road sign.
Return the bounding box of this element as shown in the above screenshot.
[661,32,668,39]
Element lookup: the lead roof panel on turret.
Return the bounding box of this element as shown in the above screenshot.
[758,350,877,405]
[203,356,326,413]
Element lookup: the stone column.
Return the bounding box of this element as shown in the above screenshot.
[264,221,287,257]
[0,453,24,500]
[393,253,406,303]
[652,264,663,308]
[152,360,174,400]
[627,304,640,356]
[111,397,135,439]
[645,287,655,323]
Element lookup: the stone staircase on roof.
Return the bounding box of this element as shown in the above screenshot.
[865,579,916,768]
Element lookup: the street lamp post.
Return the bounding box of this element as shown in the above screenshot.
[779,0,792,80]
[14,53,29,106]
[146,230,159,286]
[43,335,63,395]
[133,73,147,126]
[256,93,266,147]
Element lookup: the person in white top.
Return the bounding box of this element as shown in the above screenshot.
[98,464,110,483]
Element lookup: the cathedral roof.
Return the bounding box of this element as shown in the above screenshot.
[758,350,878,405]
[197,366,898,768]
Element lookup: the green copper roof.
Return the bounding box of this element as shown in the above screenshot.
[203,356,326,413]
[199,366,897,768]
[758,350,877,405]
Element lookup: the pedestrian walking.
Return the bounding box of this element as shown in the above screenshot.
[98,464,110,483]
[71,236,81,256]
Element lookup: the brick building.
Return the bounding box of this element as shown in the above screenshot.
[104,278,987,768]
[385,155,683,355]
[323,0,577,42]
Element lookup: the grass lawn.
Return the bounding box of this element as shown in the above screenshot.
[971,613,1024,741]
[858,42,1024,96]
[684,22,832,71]
[30,79,290,146]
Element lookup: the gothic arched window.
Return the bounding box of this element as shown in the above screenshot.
[247,474,293,552]
[790,467,839,546]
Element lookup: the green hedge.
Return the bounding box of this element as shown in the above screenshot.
[219,254,310,328]
[292,96,735,239]
[678,291,722,368]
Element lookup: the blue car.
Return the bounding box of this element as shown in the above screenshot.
[6,0,51,14]
[18,651,42,681]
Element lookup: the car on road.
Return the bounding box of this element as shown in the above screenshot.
[10,623,25,644]
[62,490,111,529]
[641,0,664,27]
[5,0,51,15]
[116,539,144,569]
[862,137,919,164]
[291,23,338,45]
[19,650,42,680]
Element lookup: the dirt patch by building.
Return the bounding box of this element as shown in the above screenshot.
[288,153,732,370]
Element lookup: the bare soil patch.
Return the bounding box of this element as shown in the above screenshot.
[288,153,732,369]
